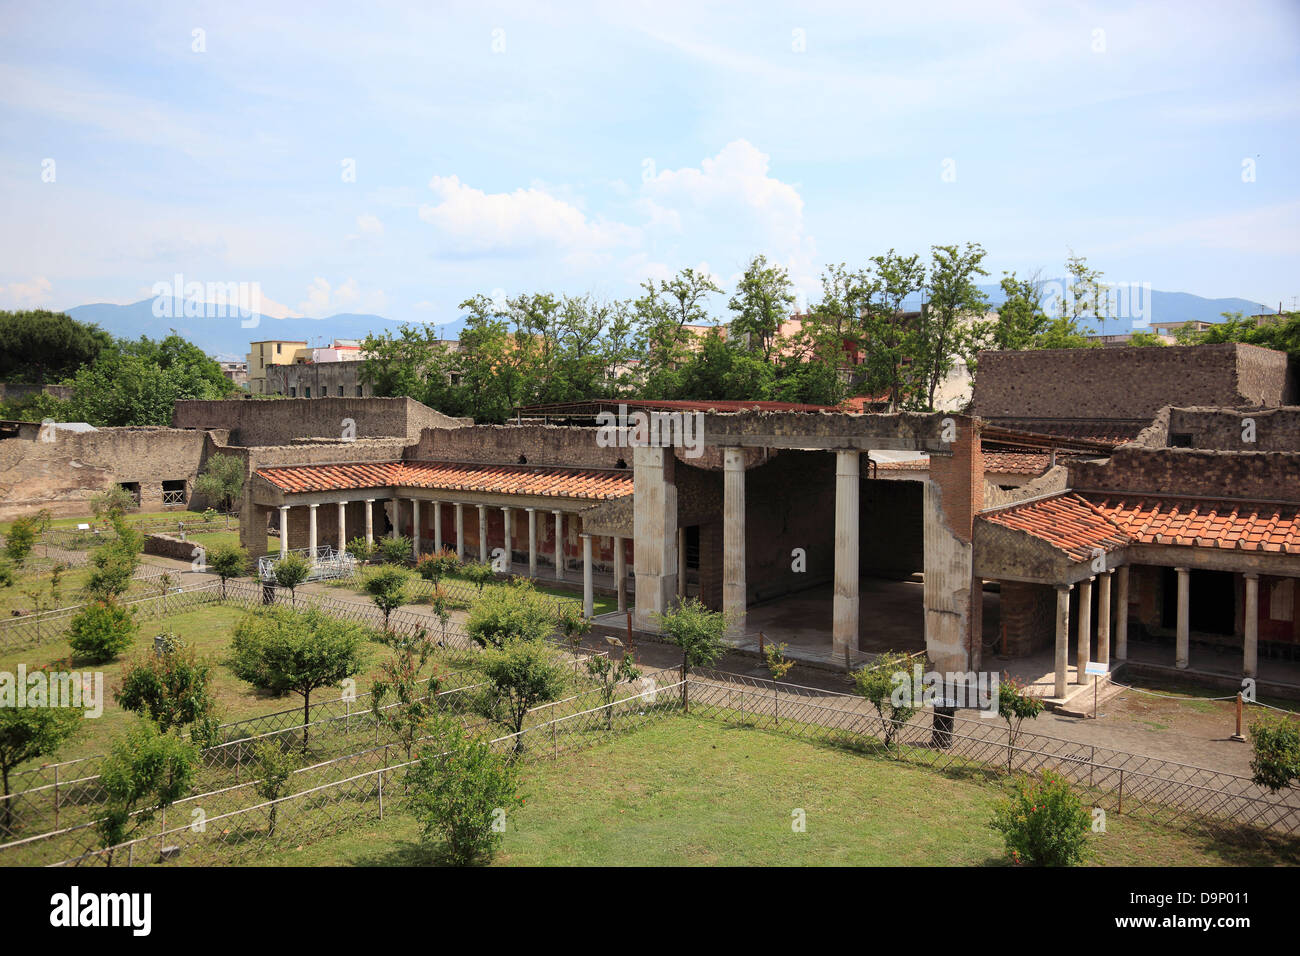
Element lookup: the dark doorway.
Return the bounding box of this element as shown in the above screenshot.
[1160,567,1236,635]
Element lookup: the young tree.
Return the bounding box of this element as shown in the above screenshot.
[654,597,729,712]
[992,271,1051,350]
[997,676,1044,773]
[116,643,221,744]
[378,535,412,566]
[272,552,311,606]
[1063,251,1110,337]
[2,516,37,567]
[193,454,245,512]
[463,561,497,593]
[91,485,136,525]
[251,742,299,838]
[477,638,571,753]
[85,517,143,602]
[466,584,557,648]
[363,564,411,632]
[853,650,918,749]
[763,641,795,726]
[68,601,138,663]
[372,630,445,762]
[0,704,81,837]
[585,650,642,730]
[728,254,796,361]
[227,606,367,751]
[207,542,249,599]
[96,720,199,865]
[416,548,461,586]
[407,718,523,864]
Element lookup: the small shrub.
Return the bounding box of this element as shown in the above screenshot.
[1250,716,1300,793]
[346,536,377,564]
[466,584,556,648]
[463,561,496,592]
[68,601,138,663]
[272,552,311,605]
[2,517,37,567]
[379,536,412,565]
[990,770,1091,866]
[416,548,461,584]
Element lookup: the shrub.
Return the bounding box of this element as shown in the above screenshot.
[477,638,570,752]
[96,721,198,864]
[853,650,918,748]
[207,543,249,598]
[84,517,143,601]
[68,601,138,663]
[346,536,377,564]
[654,597,729,712]
[467,584,556,648]
[416,548,461,584]
[1250,716,1300,792]
[990,770,1092,866]
[463,561,497,592]
[379,536,412,565]
[116,643,221,743]
[272,552,311,605]
[91,486,136,525]
[362,565,411,632]
[408,719,523,865]
[0,558,13,589]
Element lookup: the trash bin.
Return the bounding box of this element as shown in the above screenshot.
[932,701,956,749]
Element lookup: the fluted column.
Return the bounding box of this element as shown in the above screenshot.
[723,447,746,639]
[477,505,488,563]
[1076,576,1093,684]
[278,505,290,556]
[1055,584,1071,698]
[1176,567,1190,669]
[581,533,594,618]
[553,511,564,580]
[1115,566,1129,660]
[832,450,860,663]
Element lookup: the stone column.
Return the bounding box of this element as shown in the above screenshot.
[411,499,421,559]
[553,511,565,580]
[278,505,290,556]
[723,447,746,639]
[614,536,626,613]
[1115,566,1130,661]
[1097,571,1112,666]
[454,503,465,561]
[1076,576,1093,684]
[502,506,513,572]
[1054,584,1072,698]
[832,450,860,663]
[677,527,687,597]
[337,501,347,551]
[433,501,442,553]
[1244,573,1259,679]
[1175,566,1190,669]
[632,445,678,631]
[477,505,488,563]
[581,533,594,619]
[526,508,537,577]
[308,503,318,561]
[364,499,374,544]
[390,499,398,539]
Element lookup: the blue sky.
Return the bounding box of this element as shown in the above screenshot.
[1,0,1297,333]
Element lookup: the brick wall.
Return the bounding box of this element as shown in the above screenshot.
[173,397,465,446]
[408,424,628,469]
[1068,446,1300,501]
[1167,406,1300,452]
[999,581,1056,656]
[973,344,1291,420]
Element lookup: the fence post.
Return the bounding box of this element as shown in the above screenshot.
[378,769,384,821]
[53,764,60,829]
[552,718,558,761]
[1117,769,1124,815]
[128,841,134,867]
[160,806,166,856]
[1090,746,1095,789]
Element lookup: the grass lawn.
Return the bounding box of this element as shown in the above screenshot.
[251,717,1294,867]
[0,564,97,615]
[185,529,277,555]
[325,567,619,616]
[1,510,220,534]
[0,603,392,768]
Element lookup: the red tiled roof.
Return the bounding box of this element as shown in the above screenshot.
[256,461,634,500]
[980,491,1300,560]
[981,493,1129,562]
[1088,494,1300,554]
[983,451,1053,475]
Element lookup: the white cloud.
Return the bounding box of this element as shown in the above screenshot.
[297,277,384,316]
[0,276,53,308]
[418,174,639,253]
[355,214,384,237]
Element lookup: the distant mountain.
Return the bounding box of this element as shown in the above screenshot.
[63,299,467,362]
[62,286,1271,360]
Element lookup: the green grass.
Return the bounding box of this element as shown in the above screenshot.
[326,566,620,616]
[1,510,219,535]
[250,717,1295,867]
[185,529,277,555]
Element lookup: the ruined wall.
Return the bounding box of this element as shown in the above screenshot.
[924,418,984,672]
[743,451,836,604]
[174,397,465,446]
[1068,446,1300,501]
[1166,406,1300,452]
[265,361,373,399]
[999,581,1057,656]
[408,424,631,469]
[861,479,924,574]
[0,427,208,521]
[973,344,1290,420]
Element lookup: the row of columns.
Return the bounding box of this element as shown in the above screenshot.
[275,498,630,620]
[1053,565,1261,698]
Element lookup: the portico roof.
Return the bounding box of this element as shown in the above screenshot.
[255,460,634,500]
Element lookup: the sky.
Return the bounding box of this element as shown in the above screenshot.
[0,0,1298,335]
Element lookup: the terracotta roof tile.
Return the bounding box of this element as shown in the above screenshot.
[981,493,1129,562]
[256,461,633,501]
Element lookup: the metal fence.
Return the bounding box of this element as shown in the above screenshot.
[684,667,1300,845]
[257,546,356,582]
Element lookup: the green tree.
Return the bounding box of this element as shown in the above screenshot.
[372,628,445,761]
[207,543,248,599]
[0,310,112,384]
[378,535,413,566]
[477,638,571,753]
[915,243,990,410]
[1249,716,1300,793]
[346,536,377,564]
[363,564,411,632]
[115,643,221,744]
[416,548,461,586]
[95,720,199,864]
[251,742,299,838]
[0,703,81,837]
[2,517,37,567]
[84,517,143,601]
[272,552,311,606]
[654,597,729,712]
[859,250,927,410]
[585,650,642,730]
[853,650,918,749]
[68,601,138,663]
[91,486,136,525]
[227,606,367,750]
[992,271,1051,351]
[463,561,497,593]
[728,254,796,361]
[407,718,523,864]
[193,454,245,512]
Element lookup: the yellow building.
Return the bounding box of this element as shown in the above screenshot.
[246,340,308,395]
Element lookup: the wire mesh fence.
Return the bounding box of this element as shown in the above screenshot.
[683,668,1300,847]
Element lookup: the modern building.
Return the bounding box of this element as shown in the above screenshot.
[246,339,308,395]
